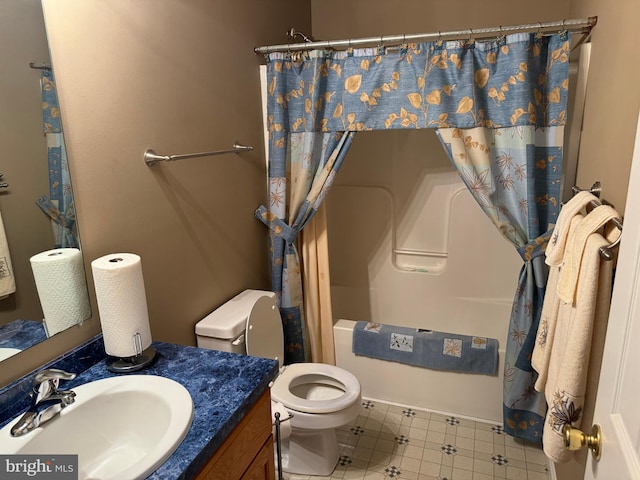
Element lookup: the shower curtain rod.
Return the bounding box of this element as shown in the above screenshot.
[254,17,597,54]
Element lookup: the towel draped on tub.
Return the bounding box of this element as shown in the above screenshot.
[352,321,499,375]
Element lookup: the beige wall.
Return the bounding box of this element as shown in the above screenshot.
[0,0,311,387]
[570,0,639,213]
[311,0,570,39]
[0,0,55,326]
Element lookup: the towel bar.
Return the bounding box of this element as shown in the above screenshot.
[572,182,622,260]
[144,142,254,166]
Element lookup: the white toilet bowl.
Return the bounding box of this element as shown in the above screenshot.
[195,290,361,476]
[271,363,361,475]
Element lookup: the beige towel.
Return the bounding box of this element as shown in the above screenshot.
[533,192,601,390]
[556,205,620,304]
[0,211,16,299]
[533,214,583,392]
[542,232,614,463]
[545,191,600,267]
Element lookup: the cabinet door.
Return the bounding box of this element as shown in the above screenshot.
[241,435,276,480]
[196,390,274,480]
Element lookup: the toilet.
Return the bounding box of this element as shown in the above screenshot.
[195,289,361,476]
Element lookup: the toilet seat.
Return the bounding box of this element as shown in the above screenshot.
[243,293,361,415]
[270,363,361,414]
[245,295,285,367]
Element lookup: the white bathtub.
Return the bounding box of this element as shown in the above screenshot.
[333,318,506,423]
[326,139,519,425]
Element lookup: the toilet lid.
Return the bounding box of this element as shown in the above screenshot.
[270,363,361,414]
[245,295,285,367]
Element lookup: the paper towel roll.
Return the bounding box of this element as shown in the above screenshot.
[271,401,291,440]
[91,253,152,358]
[30,248,91,337]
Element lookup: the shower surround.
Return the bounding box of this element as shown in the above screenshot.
[327,130,522,423]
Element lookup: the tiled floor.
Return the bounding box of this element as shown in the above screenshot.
[281,398,550,480]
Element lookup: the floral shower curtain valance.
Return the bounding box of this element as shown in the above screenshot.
[261,31,570,443]
[266,33,569,135]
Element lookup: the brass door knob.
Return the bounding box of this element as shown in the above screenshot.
[562,424,602,460]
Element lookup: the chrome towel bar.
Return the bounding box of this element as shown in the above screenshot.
[571,182,623,261]
[144,142,253,166]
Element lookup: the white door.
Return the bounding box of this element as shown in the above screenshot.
[584,112,640,479]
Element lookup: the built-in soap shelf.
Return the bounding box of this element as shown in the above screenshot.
[393,248,447,274]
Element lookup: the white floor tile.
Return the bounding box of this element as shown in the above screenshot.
[283,399,550,480]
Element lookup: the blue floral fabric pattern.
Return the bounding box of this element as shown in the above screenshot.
[437,126,563,442]
[265,33,569,134]
[256,131,354,363]
[41,71,61,134]
[259,32,569,441]
[37,70,78,248]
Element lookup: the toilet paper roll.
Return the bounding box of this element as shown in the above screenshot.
[30,248,91,337]
[271,401,291,440]
[91,253,152,358]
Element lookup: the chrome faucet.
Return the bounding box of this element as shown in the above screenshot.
[10,368,76,437]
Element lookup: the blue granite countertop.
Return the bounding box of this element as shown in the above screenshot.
[0,319,48,351]
[0,337,279,479]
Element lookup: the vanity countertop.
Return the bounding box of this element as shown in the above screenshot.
[0,339,279,479]
[0,319,48,351]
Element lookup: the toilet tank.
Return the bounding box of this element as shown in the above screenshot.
[195,290,277,354]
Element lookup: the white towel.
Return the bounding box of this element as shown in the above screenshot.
[0,211,16,299]
[532,192,600,390]
[533,214,583,392]
[542,232,614,463]
[556,205,620,304]
[545,191,599,267]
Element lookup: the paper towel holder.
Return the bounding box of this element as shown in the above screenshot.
[106,333,157,373]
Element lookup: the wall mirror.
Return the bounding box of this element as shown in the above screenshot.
[0,0,92,363]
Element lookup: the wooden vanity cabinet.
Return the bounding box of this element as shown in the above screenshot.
[195,389,276,480]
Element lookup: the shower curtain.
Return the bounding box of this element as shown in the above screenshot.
[255,130,354,363]
[300,204,336,364]
[259,33,570,442]
[437,126,562,442]
[37,69,78,249]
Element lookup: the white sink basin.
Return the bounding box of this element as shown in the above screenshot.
[0,375,193,480]
[0,348,21,361]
